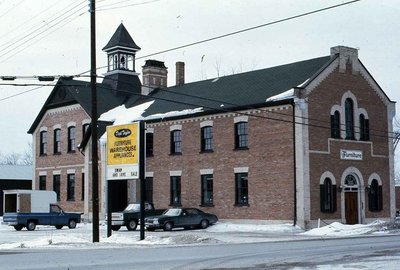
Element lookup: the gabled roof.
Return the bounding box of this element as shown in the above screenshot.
[103,23,141,52]
[141,56,333,117]
[0,165,32,180]
[27,78,131,134]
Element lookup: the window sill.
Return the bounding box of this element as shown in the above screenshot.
[39,154,47,157]
[53,152,61,155]
[146,154,154,158]
[169,152,182,156]
[67,150,76,154]
[234,147,249,151]
[234,203,249,207]
[200,204,214,207]
[67,199,75,202]
[200,150,214,154]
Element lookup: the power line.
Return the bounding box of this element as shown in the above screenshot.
[77,0,361,76]
[96,0,160,11]
[0,0,87,62]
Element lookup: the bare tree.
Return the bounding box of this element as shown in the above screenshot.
[0,141,33,165]
[20,141,33,165]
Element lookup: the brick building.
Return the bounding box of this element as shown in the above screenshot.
[29,24,396,228]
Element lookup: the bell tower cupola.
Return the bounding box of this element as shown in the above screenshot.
[102,23,141,75]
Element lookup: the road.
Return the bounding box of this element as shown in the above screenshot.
[1,235,400,269]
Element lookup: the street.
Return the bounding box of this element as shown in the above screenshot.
[1,234,400,269]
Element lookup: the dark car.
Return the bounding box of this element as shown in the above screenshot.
[145,208,218,231]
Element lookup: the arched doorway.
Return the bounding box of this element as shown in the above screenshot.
[344,174,359,224]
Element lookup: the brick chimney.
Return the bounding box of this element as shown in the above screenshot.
[142,60,167,95]
[176,61,185,86]
[330,46,359,74]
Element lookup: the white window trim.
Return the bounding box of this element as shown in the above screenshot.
[234,116,248,123]
[67,122,76,128]
[200,169,214,175]
[53,170,61,175]
[169,170,182,176]
[146,172,154,178]
[146,127,154,133]
[53,124,61,130]
[82,119,91,125]
[200,121,213,128]
[39,171,47,176]
[170,125,182,131]
[368,173,382,186]
[67,169,76,174]
[39,127,47,132]
[234,167,249,173]
[319,171,336,185]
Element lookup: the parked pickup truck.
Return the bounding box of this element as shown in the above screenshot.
[2,190,82,231]
[110,202,164,231]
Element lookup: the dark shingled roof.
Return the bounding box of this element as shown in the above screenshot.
[103,23,141,51]
[141,56,333,117]
[27,78,132,134]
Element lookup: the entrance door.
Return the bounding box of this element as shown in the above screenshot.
[345,192,358,224]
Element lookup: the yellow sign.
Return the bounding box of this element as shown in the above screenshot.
[106,123,139,180]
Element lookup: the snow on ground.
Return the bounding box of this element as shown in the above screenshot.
[0,218,393,250]
[302,220,387,237]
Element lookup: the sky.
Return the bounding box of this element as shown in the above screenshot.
[0,0,399,160]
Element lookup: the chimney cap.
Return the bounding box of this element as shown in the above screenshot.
[143,60,167,69]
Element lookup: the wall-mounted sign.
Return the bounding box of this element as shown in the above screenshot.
[340,149,363,161]
[106,123,139,180]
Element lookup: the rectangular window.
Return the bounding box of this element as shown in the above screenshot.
[235,173,248,205]
[68,126,76,152]
[53,175,61,201]
[54,129,61,154]
[170,176,181,206]
[235,122,248,149]
[170,130,182,154]
[81,173,85,201]
[201,174,213,206]
[39,175,46,190]
[67,174,75,201]
[145,177,153,203]
[146,133,154,157]
[40,131,47,155]
[201,126,213,152]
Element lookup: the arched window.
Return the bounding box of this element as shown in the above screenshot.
[320,178,337,213]
[345,98,354,139]
[330,111,341,139]
[368,179,382,211]
[359,114,370,141]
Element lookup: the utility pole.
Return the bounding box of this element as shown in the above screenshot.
[89,0,99,243]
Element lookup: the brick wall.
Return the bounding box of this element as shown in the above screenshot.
[307,65,391,222]
[34,105,91,212]
[146,106,295,220]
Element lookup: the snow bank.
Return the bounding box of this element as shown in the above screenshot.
[206,222,302,233]
[303,220,386,237]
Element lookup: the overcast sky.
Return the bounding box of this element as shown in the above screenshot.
[0,0,399,160]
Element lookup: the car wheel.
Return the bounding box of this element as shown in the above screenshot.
[14,225,23,231]
[111,225,121,231]
[126,220,137,231]
[68,219,77,229]
[163,222,173,231]
[146,227,155,231]
[200,219,209,229]
[55,225,63,230]
[27,221,36,231]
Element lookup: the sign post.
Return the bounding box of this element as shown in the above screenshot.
[106,122,140,237]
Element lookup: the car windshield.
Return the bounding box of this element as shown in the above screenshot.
[124,204,140,212]
[163,209,182,216]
